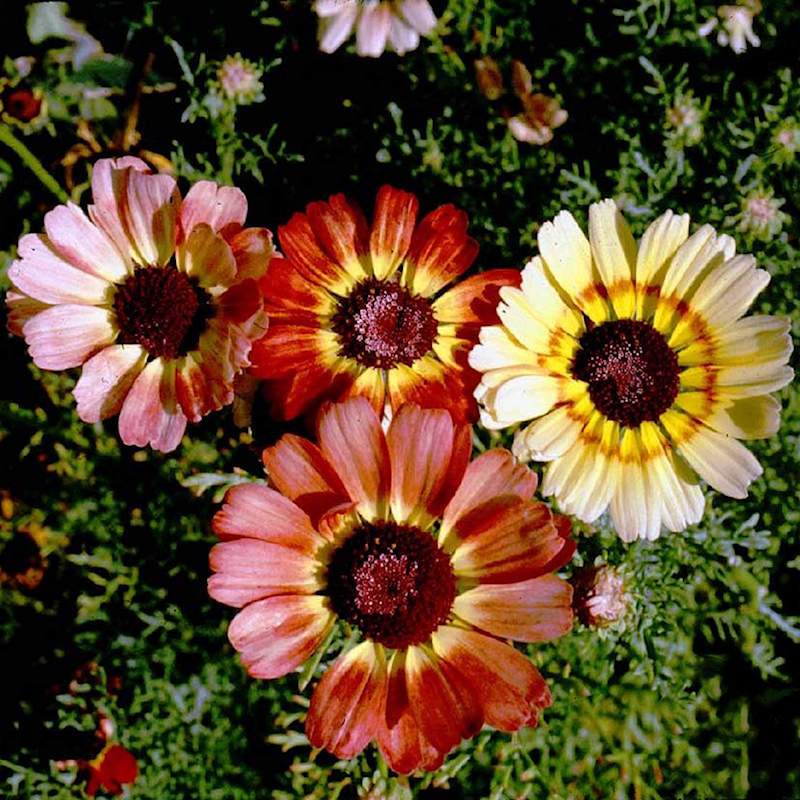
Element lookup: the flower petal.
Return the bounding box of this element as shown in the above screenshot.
[212,483,327,555]
[318,3,359,53]
[306,642,387,759]
[123,168,179,266]
[73,343,147,422]
[356,2,392,57]
[10,234,111,305]
[453,575,573,642]
[179,181,247,237]
[369,186,418,279]
[588,199,636,318]
[228,227,274,282]
[432,268,520,324]
[208,539,322,607]
[117,358,187,452]
[177,223,237,287]
[262,434,350,524]
[227,594,334,679]
[307,193,370,281]
[317,396,391,521]
[386,405,454,526]
[398,0,437,33]
[44,202,129,281]
[441,449,537,537]
[431,626,551,732]
[22,305,116,370]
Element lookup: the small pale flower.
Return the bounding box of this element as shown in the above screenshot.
[7,157,273,452]
[569,565,627,628]
[209,398,575,772]
[315,0,438,58]
[470,199,793,542]
[734,189,790,242]
[666,93,704,147]
[217,54,264,106]
[700,2,761,53]
[772,118,800,165]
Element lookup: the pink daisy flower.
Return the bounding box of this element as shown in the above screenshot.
[209,397,574,772]
[7,156,273,451]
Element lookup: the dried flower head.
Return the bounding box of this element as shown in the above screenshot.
[507,61,567,145]
[474,56,504,100]
[569,565,627,628]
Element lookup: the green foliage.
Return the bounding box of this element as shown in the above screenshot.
[1,0,798,798]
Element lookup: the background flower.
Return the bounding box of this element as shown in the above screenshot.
[209,397,574,772]
[7,156,273,451]
[249,185,519,423]
[471,199,793,541]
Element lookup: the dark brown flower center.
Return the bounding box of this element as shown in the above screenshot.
[2,85,42,122]
[572,318,679,428]
[113,266,212,360]
[331,278,437,369]
[327,521,455,650]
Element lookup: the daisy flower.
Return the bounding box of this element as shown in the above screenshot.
[7,156,272,451]
[315,0,438,58]
[470,199,794,541]
[209,397,574,772]
[249,185,519,423]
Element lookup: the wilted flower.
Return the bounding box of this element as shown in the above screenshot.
[666,93,705,147]
[698,2,761,54]
[507,61,567,145]
[249,185,519,424]
[216,54,264,106]
[470,199,793,542]
[732,189,790,242]
[7,156,273,451]
[209,398,575,772]
[474,56,504,100]
[315,0,438,58]
[569,565,627,628]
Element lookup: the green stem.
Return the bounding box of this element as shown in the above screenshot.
[0,124,69,204]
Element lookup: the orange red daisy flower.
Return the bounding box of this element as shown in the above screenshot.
[249,185,519,424]
[209,397,574,772]
[7,156,273,451]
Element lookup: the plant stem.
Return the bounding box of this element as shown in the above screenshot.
[0,124,69,204]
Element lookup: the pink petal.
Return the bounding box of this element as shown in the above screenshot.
[227,594,334,679]
[174,353,213,422]
[22,305,116,370]
[317,396,391,521]
[427,422,471,518]
[432,626,551,732]
[262,434,350,525]
[453,575,573,642]
[448,496,564,583]
[73,344,147,422]
[386,405,455,526]
[10,235,111,305]
[211,483,326,555]
[405,644,483,755]
[228,227,274,281]
[44,202,129,281]
[318,4,359,53]
[208,539,322,607]
[123,168,179,266]
[356,3,392,57]
[117,358,187,451]
[87,157,151,257]
[398,0,437,33]
[6,290,49,337]
[177,222,237,287]
[441,449,538,537]
[368,186,418,279]
[306,642,387,759]
[179,181,247,238]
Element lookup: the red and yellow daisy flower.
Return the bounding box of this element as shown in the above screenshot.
[7,156,273,451]
[249,185,519,424]
[470,199,794,541]
[208,397,574,772]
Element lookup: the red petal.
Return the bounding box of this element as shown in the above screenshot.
[404,204,478,296]
[386,404,455,526]
[259,363,354,422]
[228,226,274,281]
[432,268,520,324]
[432,626,551,732]
[257,255,336,317]
[261,434,350,525]
[306,642,387,759]
[427,421,471,518]
[453,575,573,641]
[307,193,370,279]
[405,644,483,755]
[317,397,391,521]
[369,186,418,279]
[448,496,565,583]
[248,323,335,379]
[219,279,263,324]
[228,594,334,679]
[441,449,538,536]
